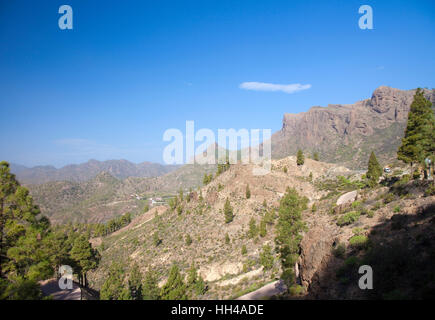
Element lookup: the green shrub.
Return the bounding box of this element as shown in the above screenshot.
[351,200,362,209]
[425,185,435,197]
[398,174,410,185]
[383,193,395,204]
[153,232,161,246]
[344,256,360,267]
[185,234,192,246]
[373,202,382,210]
[177,206,183,215]
[352,227,364,235]
[359,207,368,215]
[337,211,360,226]
[367,210,374,218]
[289,285,304,296]
[241,245,247,255]
[333,243,346,258]
[225,233,230,244]
[412,170,421,180]
[349,235,369,250]
[393,170,403,176]
[246,184,251,199]
[393,205,401,213]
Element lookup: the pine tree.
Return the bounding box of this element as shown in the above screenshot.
[160,265,187,300]
[398,88,435,169]
[366,151,382,186]
[70,234,99,287]
[128,263,143,300]
[224,198,234,223]
[275,187,307,290]
[0,161,54,298]
[296,150,305,166]
[142,268,160,300]
[259,220,267,237]
[259,244,274,270]
[248,218,258,239]
[245,184,251,199]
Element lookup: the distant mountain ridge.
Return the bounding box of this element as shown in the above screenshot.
[11,159,179,184]
[271,86,435,169]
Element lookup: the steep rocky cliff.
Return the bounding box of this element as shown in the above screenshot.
[272,86,435,169]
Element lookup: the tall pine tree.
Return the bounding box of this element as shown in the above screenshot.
[70,235,99,287]
[398,88,435,170]
[366,151,382,187]
[275,187,307,291]
[0,161,53,299]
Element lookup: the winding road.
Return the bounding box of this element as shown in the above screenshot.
[40,279,81,300]
[237,280,286,300]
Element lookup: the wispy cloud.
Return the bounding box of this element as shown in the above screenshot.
[239,82,311,94]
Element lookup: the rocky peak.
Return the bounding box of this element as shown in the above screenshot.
[272,86,435,169]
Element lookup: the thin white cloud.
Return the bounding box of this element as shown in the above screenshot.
[239,82,311,94]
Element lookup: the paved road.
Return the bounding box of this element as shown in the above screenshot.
[237,280,286,300]
[40,279,81,300]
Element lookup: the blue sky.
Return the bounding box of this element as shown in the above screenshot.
[1,0,434,167]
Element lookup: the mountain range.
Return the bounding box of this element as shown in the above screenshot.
[11,159,179,185]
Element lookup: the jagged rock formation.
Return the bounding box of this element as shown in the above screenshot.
[272,86,435,169]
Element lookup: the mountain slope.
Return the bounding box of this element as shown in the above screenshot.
[271,86,435,169]
[11,159,179,184]
[28,164,216,224]
[88,157,435,300]
[87,157,353,299]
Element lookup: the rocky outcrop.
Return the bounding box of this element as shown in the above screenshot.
[272,86,435,169]
[298,215,339,293]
